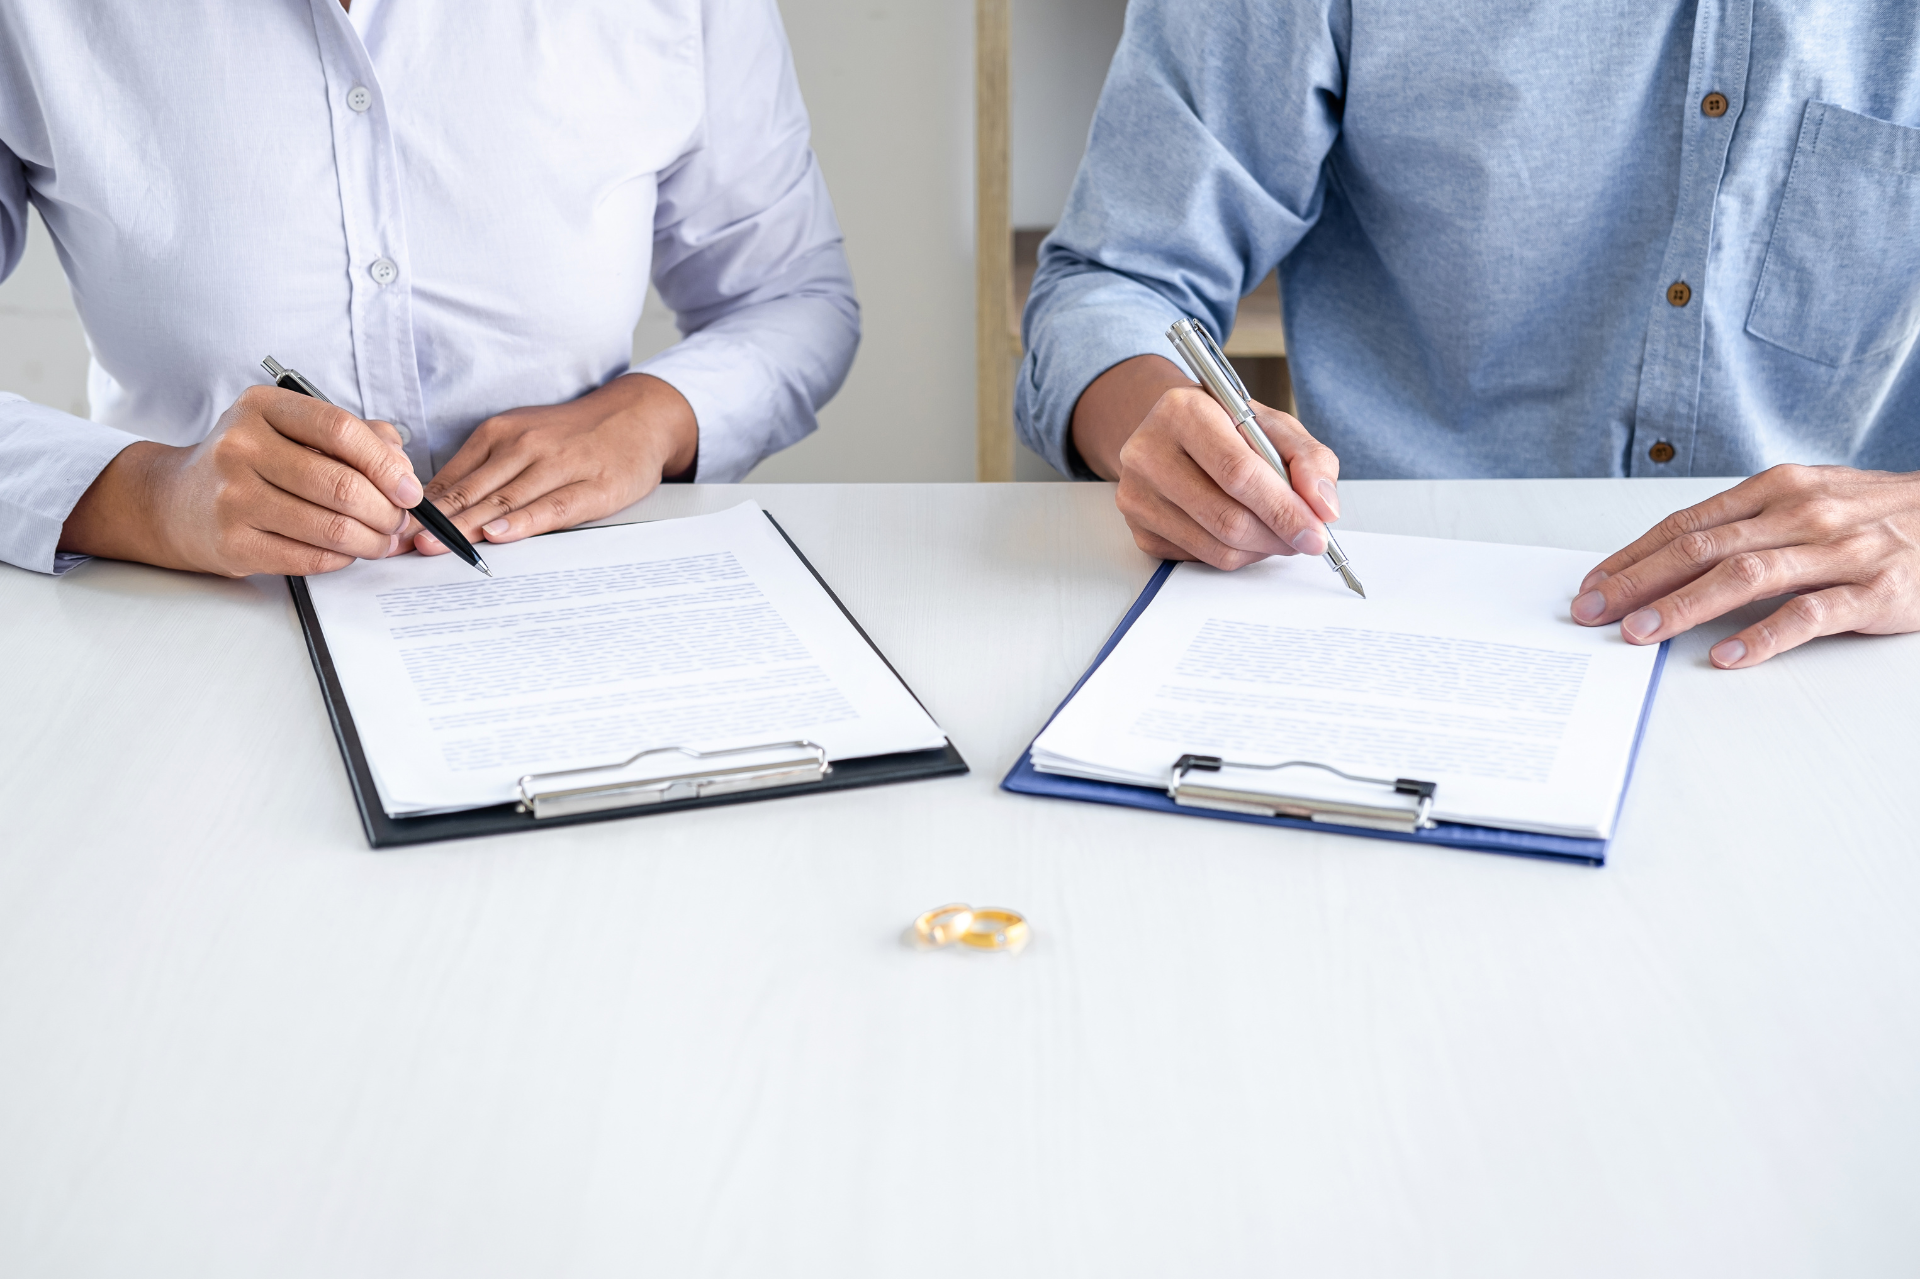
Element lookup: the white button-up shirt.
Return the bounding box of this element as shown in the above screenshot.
[0,0,858,574]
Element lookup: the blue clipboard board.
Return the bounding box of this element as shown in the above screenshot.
[1001,561,1667,866]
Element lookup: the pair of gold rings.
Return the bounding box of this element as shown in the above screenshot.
[913,903,1030,954]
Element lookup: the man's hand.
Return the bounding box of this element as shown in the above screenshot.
[58,386,420,577]
[1570,464,1920,667]
[1071,353,1340,569]
[409,373,697,555]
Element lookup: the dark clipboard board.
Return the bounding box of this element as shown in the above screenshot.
[289,510,968,848]
[1000,560,1667,866]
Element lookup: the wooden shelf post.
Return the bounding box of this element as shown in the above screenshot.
[975,0,1015,481]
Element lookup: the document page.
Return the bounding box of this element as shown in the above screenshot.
[303,502,949,815]
[1030,531,1663,838]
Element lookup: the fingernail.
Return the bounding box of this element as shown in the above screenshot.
[419,533,443,551]
[1290,527,1327,556]
[1580,568,1610,592]
[1623,608,1661,641]
[395,475,423,506]
[387,533,399,557]
[483,518,510,537]
[1711,639,1746,668]
[1572,590,1607,623]
[1316,477,1341,520]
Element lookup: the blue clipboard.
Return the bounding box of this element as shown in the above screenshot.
[1001,561,1667,866]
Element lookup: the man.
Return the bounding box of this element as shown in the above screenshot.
[0,0,854,577]
[1019,0,1920,668]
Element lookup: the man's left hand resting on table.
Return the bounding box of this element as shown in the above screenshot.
[1572,464,1920,667]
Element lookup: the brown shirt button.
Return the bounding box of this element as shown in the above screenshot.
[1702,92,1728,117]
[1667,280,1692,307]
[1648,441,1676,464]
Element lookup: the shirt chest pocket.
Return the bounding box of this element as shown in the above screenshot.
[1747,102,1920,367]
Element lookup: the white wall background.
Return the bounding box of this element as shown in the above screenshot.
[0,0,1124,484]
[1012,0,1127,230]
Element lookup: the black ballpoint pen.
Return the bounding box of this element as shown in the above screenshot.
[260,356,492,577]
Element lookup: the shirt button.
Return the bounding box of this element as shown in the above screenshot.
[1701,91,1728,118]
[392,423,413,446]
[1666,280,1691,307]
[370,257,399,286]
[347,85,373,113]
[1648,441,1676,464]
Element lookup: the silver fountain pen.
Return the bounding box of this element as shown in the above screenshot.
[1167,317,1364,598]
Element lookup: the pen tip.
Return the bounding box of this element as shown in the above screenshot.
[477,562,493,578]
[1340,568,1366,598]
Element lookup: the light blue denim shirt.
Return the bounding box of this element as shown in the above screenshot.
[1018,0,1920,481]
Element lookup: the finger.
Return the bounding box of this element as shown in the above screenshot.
[1579,480,1773,592]
[254,388,423,510]
[425,449,534,523]
[454,465,616,542]
[253,437,409,536]
[1145,442,1298,558]
[1601,544,1839,646]
[365,419,406,451]
[476,480,608,543]
[1130,527,1193,562]
[1569,513,1809,626]
[1257,405,1341,523]
[1707,584,1880,668]
[249,482,400,561]
[234,527,356,578]
[1184,411,1328,556]
[1122,482,1266,569]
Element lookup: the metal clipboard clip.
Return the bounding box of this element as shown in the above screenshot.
[1168,754,1438,833]
[517,740,831,819]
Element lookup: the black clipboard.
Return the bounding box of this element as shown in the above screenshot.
[289,511,968,847]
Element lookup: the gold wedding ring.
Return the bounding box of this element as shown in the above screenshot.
[914,903,975,948]
[957,907,1030,955]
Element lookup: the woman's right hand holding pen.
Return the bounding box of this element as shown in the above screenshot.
[57,385,421,577]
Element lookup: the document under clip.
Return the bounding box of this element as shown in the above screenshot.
[517,740,831,819]
[1168,755,1438,833]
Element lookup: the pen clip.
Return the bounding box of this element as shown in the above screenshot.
[1167,317,1254,423]
[1191,320,1251,403]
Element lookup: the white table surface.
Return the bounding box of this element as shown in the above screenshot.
[2,479,1916,1278]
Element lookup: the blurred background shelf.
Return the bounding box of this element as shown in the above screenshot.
[977,0,1292,479]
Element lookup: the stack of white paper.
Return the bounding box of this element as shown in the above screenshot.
[1030,531,1663,839]
[304,502,949,816]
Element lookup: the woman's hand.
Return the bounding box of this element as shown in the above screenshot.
[59,385,417,577]
[411,373,698,554]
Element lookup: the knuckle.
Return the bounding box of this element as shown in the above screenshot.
[1785,592,1829,628]
[1797,497,1845,539]
[1672,529,1719,569]
[1724,551,1771,589]
[327,467,362,509]
[318,511,355,549]
[1660,505,1705,539]
[298,545,344,576]
[1214,453,1262,494]
[1214,506,1260,548]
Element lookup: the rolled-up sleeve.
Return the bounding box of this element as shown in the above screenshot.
[634,0,859,483]
[0,142,138,575]
[1015,0,1346,477]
